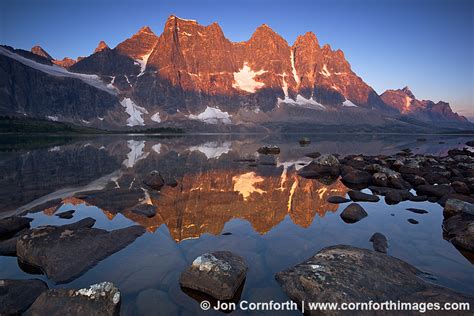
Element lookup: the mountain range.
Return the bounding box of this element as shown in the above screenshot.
[0,15,471,132]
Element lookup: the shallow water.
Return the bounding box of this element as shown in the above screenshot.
[0,133,473,315]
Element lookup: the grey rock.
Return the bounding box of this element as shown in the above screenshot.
[327,196,350,204]
[25,282,120,316]
[340,203,368,223]
[348,190,380,202]
[443,212,474,252]
[0,216,32,239]
[275,245,474,316]
[55,210,75,219]
[0,279,48,315]
[444,199,474,218]
[180,251,248,300]
[17,218,145,283]
[304,154,340,176]
[130,204,157,218]
[143,171,165,190]
[370,232,388,253]
[257,146,280,155]
[416,184,454,198]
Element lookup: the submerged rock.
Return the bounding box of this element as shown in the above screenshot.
[25,282,120,316]
[406,208,428,214]
[143,171,165,190]
[17,218,145,283]
[0,279,48,315]
[130,204,157,218]
[257,146,280,155]
[0,216,32,239]
[348,190,380,202]
[55,210,75,219]
[275,245,474,315]
[340,203,368,223]
[180,251,248,300]
[327,196,350,204]
[370,232,388,253]
[408,218,419,225]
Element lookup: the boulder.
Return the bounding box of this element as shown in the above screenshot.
[25,282,120,316]
[304,154,340,176]
[180,251,248,300]
[275,245,474,316]
[385,190,403,205]
[130,204,157,218]
[55,210,75,219]
[416,184,453,198]
[443,212,474,252]
[0,216,32,239]
[143,171,165,190]
[327,196,350,204]
[372,172,388,187]
[17,218,145,283]
[0,279,48,315]
[0,234,21,256]
[348,190,380,202]
[369,232,388,253]
[444,199,474,218]
[340,203,368,223]
[341,170,372,186]
[451,181,470,195]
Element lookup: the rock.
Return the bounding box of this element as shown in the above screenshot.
[348,190,380,202]
[0,235,21,256]
[130,204,157,218]
[143,170,165,190]
[17,218,145,283]
[257,146,280,155]
[416,184,453,198]
[341,170,373,186]
[438,193,474,207]
[408,218,419,224]
[406,208,428,214]
[340,203,368,223]
[409,195,428,202]
[327,196,350,204]
[55,210,75,219]
[0,216,32,239]
[275,245,474,315]
[372,172,388,187]
[444,199,474,218]
[452,181,470,195]
[370,232,388,253]
[179,251,248,300]
[385,190,403,205]
[0,279,48,315]
[443,212,474,252]
[303,154,340,176]
[299,137,311,145]
[25,282,120,316]
[402,174,427,186]
[305,152,321,159]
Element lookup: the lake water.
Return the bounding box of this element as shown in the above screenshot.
[0,133,473,315]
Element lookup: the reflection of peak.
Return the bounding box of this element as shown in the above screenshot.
[188,141,231,159]
[123,140,148,168]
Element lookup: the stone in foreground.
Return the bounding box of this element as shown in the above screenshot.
[0,216,32,238]
[444,199,474,218]
[340,203,368,223]
[17,218,145,283]
[25,282,120,316]
[275,245,474,316]
[370,232,388,253]
[327,196,350,204]
[0,279,48,315]
[443,212,474,252]
[348,190,380,202]
[180,251,248,300]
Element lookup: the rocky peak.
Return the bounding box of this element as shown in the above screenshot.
[31,45,53,60]
[115,26,159,59]
[138,26,154,34]
[294,32,320,49]
[94,41,109,53]
[401,86,415,99]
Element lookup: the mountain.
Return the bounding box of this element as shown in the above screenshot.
[0,15,470,131]
[30,45,53,60]
[381,87,467,123]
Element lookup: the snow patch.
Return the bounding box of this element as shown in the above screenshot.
[174,16,197,23]
[343,99,358,107]
[136,50,153,77]
[47,116,58,121]
[232,62,267,93]
[0,46,117,94]
[151,111,161,123]
[120,98,148,126]
[290,50,299,84]
[123,140,149,168]
[404,95,412,111]
[320,64,331,77]
[188,106,231,124]
[278,94,326,109]
[181,31,192,36]
[97,116,104,121]
[152,143,161,154]
[189,141,231,159]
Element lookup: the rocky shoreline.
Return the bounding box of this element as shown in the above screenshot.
[1,143,474,314]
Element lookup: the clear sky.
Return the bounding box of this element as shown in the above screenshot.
[1,0,473,119]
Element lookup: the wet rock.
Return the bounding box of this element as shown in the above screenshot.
[55,210,75,219]
[370,232,388,253]
[372,172,388,187]
[0,216,32,239]
[303,154,340,176]
[130,204,156,218]
[416,184,453,198]
[327,196,350,204]
[443,212,474,252]
[299,137,311,145]
[444,199,474,218]
[438,193,474,207]
[348,190,380,202]
[385,190,403,205]
[341,170,372,186]
[452,181,470,195]
[257,146,280,155]
[180,251,248,300]
[0,231,25,256]
[402,174,427,186]
[143,170,165,190]
[25,282,120,316]
[340,203,368,223]
[17,218,145,283]
[409,195,428,202]
[0,279,48,315]
[275,245,473,315]
[406,208,428,214]
[408,218,419,224]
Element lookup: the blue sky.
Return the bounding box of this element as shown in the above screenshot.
[1,0,473,118]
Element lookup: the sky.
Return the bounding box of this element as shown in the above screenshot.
[1,0,473,119]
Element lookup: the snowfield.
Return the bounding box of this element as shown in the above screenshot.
[120,98,148,126]
[232,62,267,93]
[0,46,117,95]
[343,99,358,107]
[188,106,232,124]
